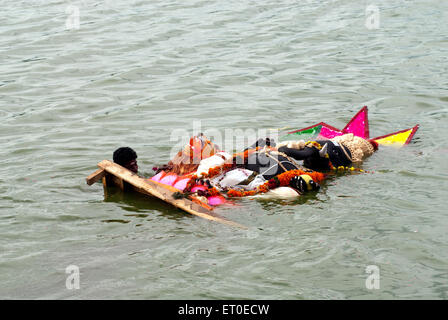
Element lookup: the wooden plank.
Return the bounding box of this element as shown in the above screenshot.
[86,168,106,185]
[92,160,247,230]
[102,175,108,198]
[110,175,124,190]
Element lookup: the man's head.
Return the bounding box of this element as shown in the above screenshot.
[113,147,138,173]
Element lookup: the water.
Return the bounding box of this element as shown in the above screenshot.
[1,0,448,299]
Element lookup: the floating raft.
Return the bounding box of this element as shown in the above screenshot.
[281,106,419,147]
[86,160,247,229]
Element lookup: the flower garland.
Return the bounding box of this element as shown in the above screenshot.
[328,160,372,173]
[195,186,221,197]
[227,169,326,198]
[206,187,221,197]
[207,163,235,178]
[174,185,221,208]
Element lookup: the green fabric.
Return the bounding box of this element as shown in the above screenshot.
[279,125,322,141]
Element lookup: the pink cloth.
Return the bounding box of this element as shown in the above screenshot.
[159,174,177,186]
[343,108,368,139]
[190,185,207,193]
[318,126,344,139]
[207,195,226,206]
[151,171,188,191]
[150,171,165,183]
[151,172,226,206]
[173,178,189,191]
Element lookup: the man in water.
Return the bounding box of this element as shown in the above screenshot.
[113,147,138,173]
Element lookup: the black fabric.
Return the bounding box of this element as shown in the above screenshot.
[278,140,352,170]
[245,152,298,180]
[277,145,329,170]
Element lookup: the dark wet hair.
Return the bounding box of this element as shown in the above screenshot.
[113,147,137,166]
